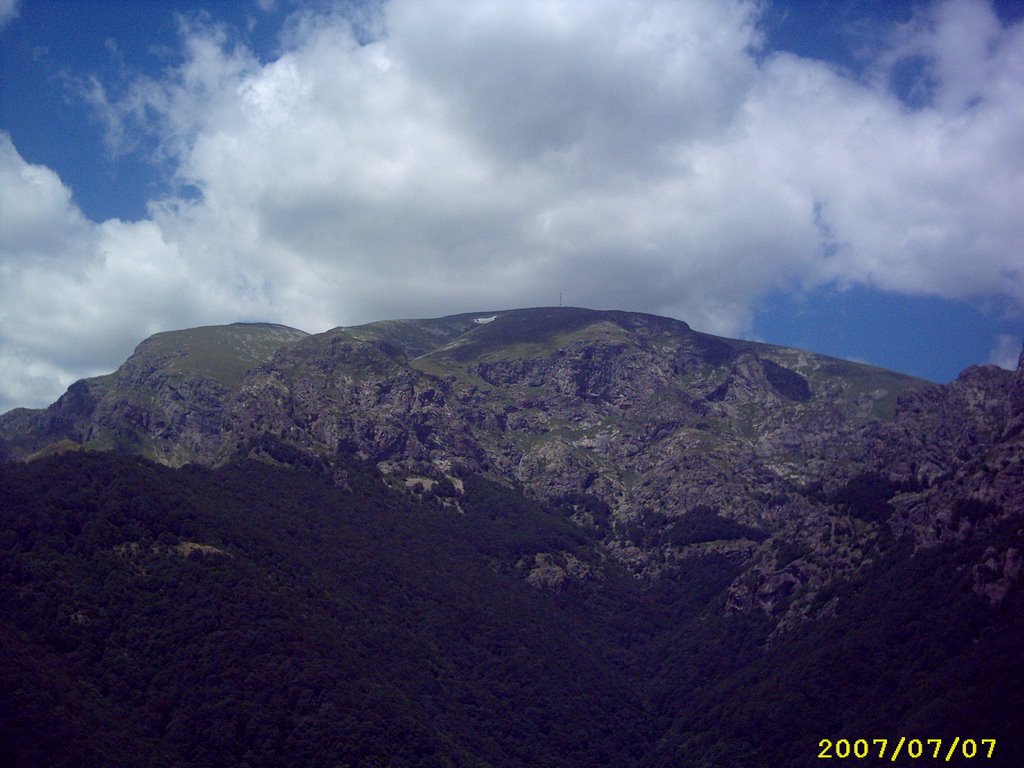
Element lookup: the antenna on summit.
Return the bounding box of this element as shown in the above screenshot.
[559,292,562,307]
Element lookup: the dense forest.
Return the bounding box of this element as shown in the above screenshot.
[2,451,1022,766]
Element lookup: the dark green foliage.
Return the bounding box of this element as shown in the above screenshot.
[952,496,1002,525]
[650,525,1024,768]
[619,506,766,550]
[1,453,1020,767]
[0,453,645,767]
[661,505,768,547]
[239,433,330,473]
[773,538,813,568]
[430,477,458,498]
[815,473,923,523]
[457,474,592,563]
[548,492,613,537]
[619,508,666,547]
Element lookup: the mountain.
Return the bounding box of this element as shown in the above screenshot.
[2,307,1022,766]
[0,308,967,612]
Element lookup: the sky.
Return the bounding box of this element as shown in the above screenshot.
[1,0,1023,413]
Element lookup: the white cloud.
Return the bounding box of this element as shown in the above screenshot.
[0,0,18,32]
[2,0,1024,412]
[988,333,1022,370]
[0,134,91,261]
[0,134,269,412]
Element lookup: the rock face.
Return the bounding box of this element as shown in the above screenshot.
[3,307,1022,631]
[0,322,309,466]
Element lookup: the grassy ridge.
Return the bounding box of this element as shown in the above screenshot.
[133,323,309,386]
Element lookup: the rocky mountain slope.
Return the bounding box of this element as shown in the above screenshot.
[2,307,1022,766]
[2,307,1021,629]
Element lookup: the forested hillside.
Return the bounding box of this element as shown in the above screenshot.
[3,450,1021,767]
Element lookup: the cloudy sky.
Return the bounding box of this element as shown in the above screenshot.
[1,0,1023,412]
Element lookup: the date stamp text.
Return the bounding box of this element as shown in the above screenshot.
[818,737,997,761]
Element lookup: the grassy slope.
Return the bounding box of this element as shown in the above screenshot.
[132,322,310,387]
